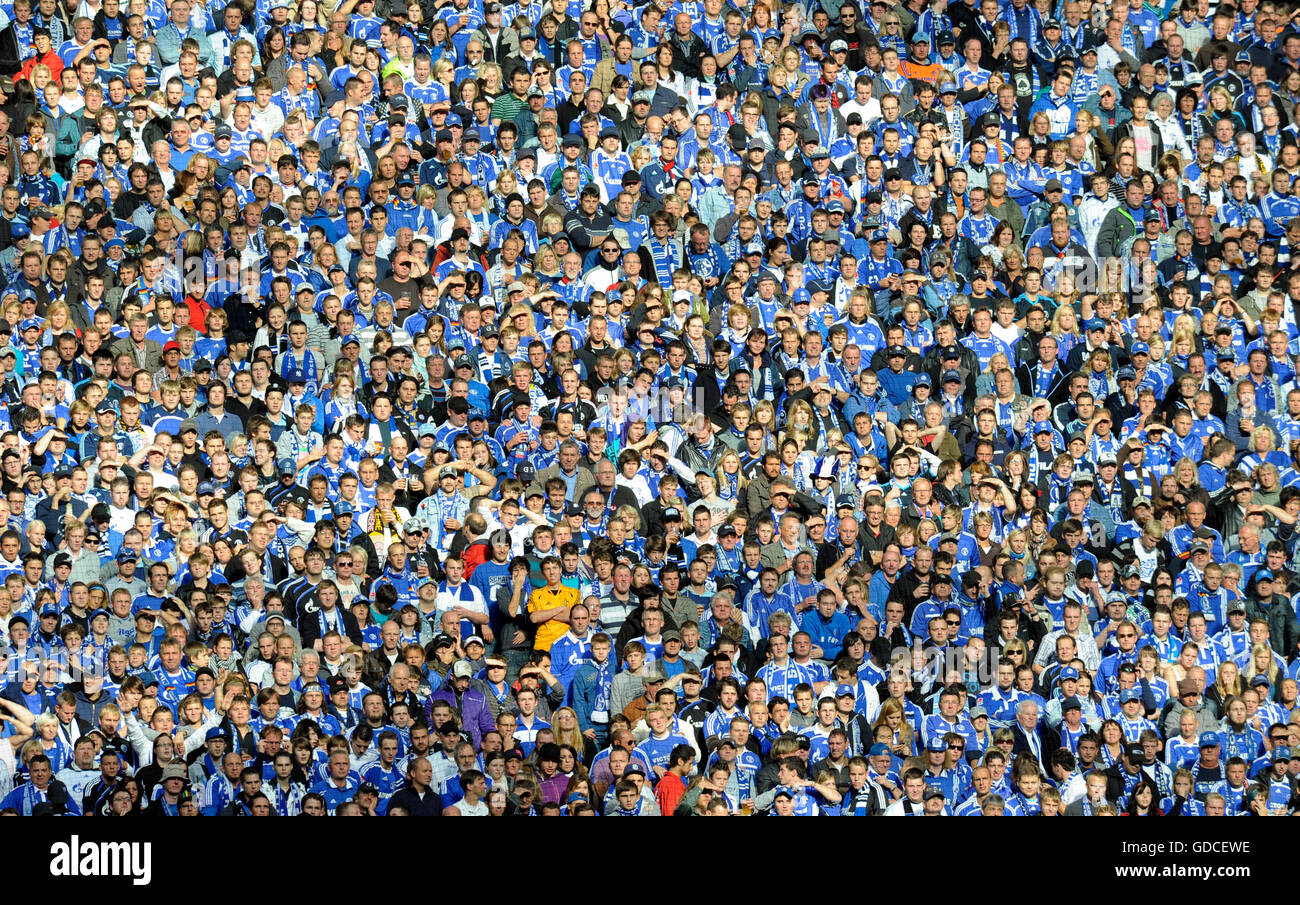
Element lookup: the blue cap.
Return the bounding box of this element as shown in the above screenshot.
[88,608,109,622]
[278,458,297,474]
[285,367,309,383]
[1199,732,1220,748]
[469,408,488,422]
[941,369,963,384]
[339,334,360,347]
[40,603,59,616]
[197,481,215,495]
[914,373,931,387]
[835,684,855,698]
[1061,696,1082,711]
[869,743,891,757]
[10,222,29,239]
[1084,318,1106,332]
[333,501,354,516]
[869,228,888,242]
[772,785,796,799]
[20,317,41,332]
[418,422,438,437]
[1131,341,1150,355]
[1256,568,1275,582]
[1033,421,1053,434]
[826,199,845,213]
[1059,666,1079,680]
[926,736,948,752]
[104,237,124,250]
[116,548,138,563]
[205,727,226,742]
[1274,746,1293,761]
[1118,688,1140,703]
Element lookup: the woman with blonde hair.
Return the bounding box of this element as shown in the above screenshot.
[995,240,1024,283]
[713,448,747,506]
[783,399,815,442]
[1207,659,1244,713]
[185,151,214,183]
[478,62,504,101]
[1028,110,1053,150]
[751,399,778,444]
[629,144,654,172]
[1245,643,1281,691]
[1200,84,1246,136]
[41,299,77,342]
[432,58,456,98]
[720,301,754,355]
[531,241,561,282]
[1047,303,1081,361]
[872,697,916,758]
[491,167,519,217]
[546,702,592,759]
[778,45,808,96]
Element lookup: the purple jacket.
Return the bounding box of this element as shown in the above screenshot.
[428,685,496,750]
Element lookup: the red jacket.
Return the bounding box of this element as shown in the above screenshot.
[16,50,63,84]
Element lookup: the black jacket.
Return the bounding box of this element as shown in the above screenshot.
[1009,721,1060,761]
[298,606,364,649]
[388,784,444,816]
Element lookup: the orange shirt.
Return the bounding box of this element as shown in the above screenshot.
[527,583,579,651]
[898,60,943,85]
